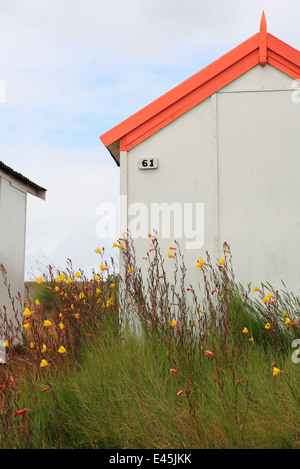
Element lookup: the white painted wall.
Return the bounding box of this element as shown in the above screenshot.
[122,64,300,301]
[0,175,27,328]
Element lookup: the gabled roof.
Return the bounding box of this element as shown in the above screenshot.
[0,161,47,200]
[100,12,300,166]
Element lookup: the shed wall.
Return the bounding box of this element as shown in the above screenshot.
[0,176,27,326]
[123,64,300,299]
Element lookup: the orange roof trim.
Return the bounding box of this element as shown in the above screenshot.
[100,12,300,165]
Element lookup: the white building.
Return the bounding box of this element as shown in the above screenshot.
[100,13,300,297]
[0,161,46,333]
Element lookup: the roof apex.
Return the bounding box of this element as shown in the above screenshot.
[100,13,300,165]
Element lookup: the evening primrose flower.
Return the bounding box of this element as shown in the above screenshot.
[75,272,81,279]
[30,342,35,348]
[79,292,85,300]
[94,274,100,281]
[37,276,43,284]
[95,248,101,253]
[273,367,281,376]
[170,320,178,327]
[100,264,106,271]
[74,313,80,320]
[112,242,118,248]
[169,246,176,250]
[59,322,65,330]
[242,327,249,334]
[283,311,287,317]
[128,267,133,273]
[253,286,260,292]
[284,318,291,325]
[196,258,205,268]
[249,337,254,342]
[263,297,270,303]
[55,286,59,292]
[58,346,66,354]
[43,320,52,327]
[41,344,47,353]
[23,307,32,318]
[23,323,30,329]
[267,292,274,298]
[35,299,40,306]
[66,278,72,284]
[110,284,115,288]
[168,253,174,259]
[219,258,225,266]
[4,340,9,347]
[265,323,271,329]
[60,273,67,280]
[40,359,49,368]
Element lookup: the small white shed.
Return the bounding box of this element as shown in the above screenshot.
[0,161,46,330]
[100,13,300,296]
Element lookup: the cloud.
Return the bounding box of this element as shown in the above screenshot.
[1,1,300,279]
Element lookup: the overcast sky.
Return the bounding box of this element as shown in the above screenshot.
[0,0,299,280]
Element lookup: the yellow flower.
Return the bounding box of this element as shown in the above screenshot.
[249,337,254,342]
[219,258,225,266]
[74,313,80,319]
[75,272,81,278]
[59,322,65,330]
[30,342,35,348]
[79,292,85,300]
[242,327,249,334]
[147,233,152,237]
[170,320,178,327]
[66,277,72,284]
[41,344,47,353]
[110,284,115,288]
[94,275,100,281]
[100,264,106,271]
[282,311,287,317]
[195,309,201,314]
[118,243,124,249]
[196,258,205,268]
[59,312,63,318]
[223,248,230,253]
[58,346,66,354]
[265,323,271,329]
[168,253,174,259]
[284,318,291,325]
[95,248,101,253]
[35,299,40,306]
[262,297,270,303]
[169,246,176,250]
[267,292,274,298]
[40,359,49,368]
[23,307,32,318]
[56,275,62,282]
[23,323,30,329]
[273,367,281,376]
[253,286,260,292]
[43,320,52,327]
[37,276,43,284]
[128,267,133,273]
[4,340,9,347]
[96,288,101,294]
[112,242,118,248]
[60,273,66,280]
[71,304,74,310]
[55,286,59,292]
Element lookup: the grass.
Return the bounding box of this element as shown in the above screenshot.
[0,238,299,449]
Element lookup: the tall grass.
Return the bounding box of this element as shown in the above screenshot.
[0,238,299,449]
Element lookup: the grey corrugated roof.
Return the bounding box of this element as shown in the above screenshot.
[0,161,46,193]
